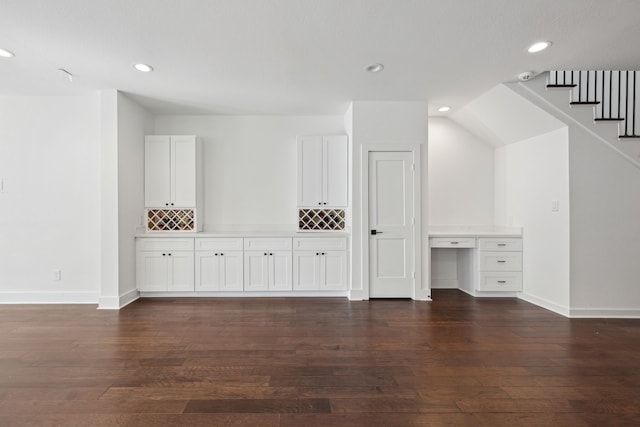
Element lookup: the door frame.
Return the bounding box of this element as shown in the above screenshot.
[361,143,423,300]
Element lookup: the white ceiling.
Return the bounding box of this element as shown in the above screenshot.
[1,0,640,115]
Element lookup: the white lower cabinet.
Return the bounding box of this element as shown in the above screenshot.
[136,235,349,294]
[244,250,292,291]
[293,237,347,291]
[243,238,292,291]
[476,238,522,292]
[195,238,243,291]
[136,238,195,292]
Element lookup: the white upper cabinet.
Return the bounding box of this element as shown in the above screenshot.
[297,135,348,207]
[145,135,201,208]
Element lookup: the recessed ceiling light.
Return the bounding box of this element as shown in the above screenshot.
[438,106,451,112]
[364,63,384,73]
[134,63,154,72]
[527,41,551,53]
[0,48,15,58]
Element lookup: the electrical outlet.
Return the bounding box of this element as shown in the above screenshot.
[52,269,62,281]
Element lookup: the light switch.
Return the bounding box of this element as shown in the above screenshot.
[551,200,560,212]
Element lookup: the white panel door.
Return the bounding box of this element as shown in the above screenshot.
[195,252,219,291]
[293,251,321,290]
[368,151,414,298]
[297,136,323,207]
[138,252,169,291]
[244,252,270,291]
[144,136,171,207]
[321,251,347,290]
[323,136,348,207]
[168,252,195,291]
[171,136,197,207]
[220,251,244,291]
[270,250,293,291]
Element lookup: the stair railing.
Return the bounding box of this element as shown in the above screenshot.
[548,70,638,138]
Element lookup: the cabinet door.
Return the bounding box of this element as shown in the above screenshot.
[293,251,320,290]
[145,136,171,207]
[137,251,169,291]
[321,251,347,290]
[168,252,195,291]
[220,251,244,291]
[244,252,270,291]
[171,136,197,207]
[323,136,348,207]
[195,252,220,291]
[297,136,323,207]
[270,250,293,291]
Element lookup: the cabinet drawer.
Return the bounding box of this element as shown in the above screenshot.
[137,238,194,252]
[429,237,476,248]
[293,237,347,251]
[195,238,243,251]
[244,238,292,251]
[479,251,522,272]
[479,238,522,251]
[478,272,522,291]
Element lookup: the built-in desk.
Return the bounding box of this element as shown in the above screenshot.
[428,227,523,296]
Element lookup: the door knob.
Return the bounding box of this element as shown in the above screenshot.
[371,230,383,235]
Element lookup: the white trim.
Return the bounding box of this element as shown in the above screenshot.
[0,292,97,304]
[568,308,640,318]
[431,278,459,289]
[140,291,349,298]
[98,289,140,310]
[361,143,424,300]
[458,287,519,298]
[517,292,570,317]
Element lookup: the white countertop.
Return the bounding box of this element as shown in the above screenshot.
[428,225,522,238]
[136,229,351,238]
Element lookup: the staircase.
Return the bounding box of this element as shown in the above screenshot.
[548,70,639,139]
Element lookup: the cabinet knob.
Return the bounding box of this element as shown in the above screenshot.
[168,253,172,256]
[171,203,174,206]
[220,253,224,256]
[323,202,327,205]
[214,253,218,256]
[316,252,319,256]
[497,260,506,263]
[318,202,322,205]
[321,252,325,255]
[162,253,166,256]
[264,253,267,256]
[270,253,273,256]
[165,203,169,206]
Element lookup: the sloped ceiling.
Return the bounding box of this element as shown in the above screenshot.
[450,83,566,147]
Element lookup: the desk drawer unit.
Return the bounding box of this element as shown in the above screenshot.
[477,237,522,292]
[429,237,476,248]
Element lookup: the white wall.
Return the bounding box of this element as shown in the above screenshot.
[117,93,153,304]
[428,117,494,226]
[0,95,101,302]
[568,125,640,315]
[428,117,495,289]
[494,127,571,314]
[349,101,429,300]
[153,115,344,230]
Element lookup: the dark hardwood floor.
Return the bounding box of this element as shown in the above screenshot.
[1,289,640,426]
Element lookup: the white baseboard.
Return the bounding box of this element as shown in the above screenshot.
[0,292,97,304]
[430,278,458,289]
[349,289,367,300]
[98,288,140,310]
[140,291,349,298]
[568,307,640,318]
[517,292,570,317]
[457,287,519,298]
